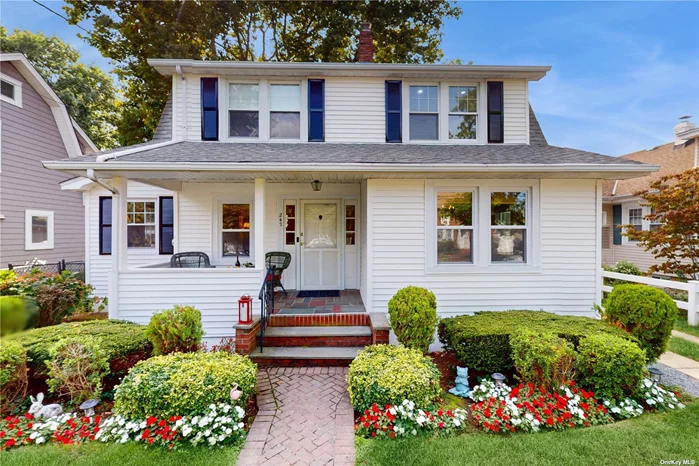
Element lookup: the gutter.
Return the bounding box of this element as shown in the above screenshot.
[86,168,118,194]
[95,140,180,163]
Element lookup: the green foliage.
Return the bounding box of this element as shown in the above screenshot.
[438,311,634,373]
[145,305,204,355]
[114,352,257,418]
[63,1,461,145]
[0,270,94,327]
[603,284,678,362]
[347,345,442,412]
[0,296,33,336]
[612,261,643,276]
[46,337,109,405]
[0,340,28,414]
[8,320,151,373]
[575,334,646,400]
[0,27,118,149]
[510,329,576,391]
[388,286,439,353]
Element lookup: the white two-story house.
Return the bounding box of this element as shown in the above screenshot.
[45,27,656,348]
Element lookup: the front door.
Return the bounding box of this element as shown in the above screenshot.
[300,200,341,290]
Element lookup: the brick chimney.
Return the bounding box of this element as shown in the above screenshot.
[358,22,374,63]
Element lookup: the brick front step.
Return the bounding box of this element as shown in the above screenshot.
[250,346,361,367]
[269,313,369,327]
[263,326,372,347]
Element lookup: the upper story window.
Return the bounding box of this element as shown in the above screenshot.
[448,86,477,140]
[229,83,259,138]
[409,85,438,140]
[270,84,300,139]
[25,210,54,251]
[0,74,22,108]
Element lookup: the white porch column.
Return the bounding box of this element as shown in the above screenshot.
[109,177,128,319]
[254,178,265,269]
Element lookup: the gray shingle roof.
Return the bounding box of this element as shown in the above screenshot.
[152,95,173,141]
[95,141,643,166]
[529,105,547,146]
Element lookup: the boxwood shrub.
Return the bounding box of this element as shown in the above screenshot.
[114,351,257,418]
[438,310,635,373]
[388,286,439,353]
[347,344,442,412]
[575,333,646,400]
[603,284,678,362]
[8,320,151,374]
[510,328,576,391]
[0,340,28,414]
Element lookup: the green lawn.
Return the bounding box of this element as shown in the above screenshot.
[356,403,699,466]
[669,336,699,362]
[0,440,242,466]
[675,317,699,338]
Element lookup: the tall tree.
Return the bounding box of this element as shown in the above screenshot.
[0,27,119,149]
[64,0,461,145]
[624,168,699,280]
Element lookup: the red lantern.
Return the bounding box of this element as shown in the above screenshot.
[238,294,253,324]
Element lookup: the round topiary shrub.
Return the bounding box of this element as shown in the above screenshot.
[114,351,257,418]
[603,284,678,362]
[347,344,441,412]
[0,340,28,414]
[575,333,646,400]
[145,305,204,355]
[388,286,439,353]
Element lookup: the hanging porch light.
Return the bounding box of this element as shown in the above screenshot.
[311,180,322,192]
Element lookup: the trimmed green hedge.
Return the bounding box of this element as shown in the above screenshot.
[114,352,257,418]
[438,311,636,373]
[8,320,151,373]
[347,345,442,412]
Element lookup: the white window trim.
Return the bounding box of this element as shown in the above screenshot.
[220,78,308,143]
[126,200,157,249]
[25,209,54,251]
[403,80,487,144]
[425,180,540,274]
[213,197,255,265]
[434,188,478,266]
[447,84,479,142]
[0,73,23,108]
[621,201,645,245]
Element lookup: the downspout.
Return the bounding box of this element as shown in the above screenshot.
[86,168,119,195]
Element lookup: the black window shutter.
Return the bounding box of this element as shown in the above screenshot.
[308,79,325,142]
[159,197,174,255]
[99,197,112,255]
[613,205,622,245]
[385,81,402,143]
[487,81,504,143]
[201,78,219,141]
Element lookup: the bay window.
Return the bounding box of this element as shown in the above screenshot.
[436,192,474,263]
[448,86,477,139]
[228,83,259,138]
[409,85,438,140]
[127,201,156,248]
[490,192,527,263]
[222,204,251,257]
[269,83,300,139]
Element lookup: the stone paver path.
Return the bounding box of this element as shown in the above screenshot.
[237,367,355,466]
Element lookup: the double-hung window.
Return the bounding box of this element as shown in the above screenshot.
[228,83,259,138]
[490,192,528,263]
[409,85,438,140]
[127,201,156,248]
[436,192,474,263]
[270,83,301,139]
[222,204,251,257]
[628,208,643,232]
[649,207,663,231]
[448,86,477,140]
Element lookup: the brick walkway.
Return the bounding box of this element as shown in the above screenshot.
[236,367,355,466]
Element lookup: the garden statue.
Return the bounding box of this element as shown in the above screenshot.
[449,366,471,398]
[230,383,242,401]
[28,393,63,419]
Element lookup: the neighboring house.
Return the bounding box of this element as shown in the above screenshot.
[45,25,655,349]
[0,53,97,268]
[602,118,699,273]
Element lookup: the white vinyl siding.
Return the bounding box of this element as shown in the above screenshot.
[324,78,385,143]
[366,178,598,317]
[503,79,528,144]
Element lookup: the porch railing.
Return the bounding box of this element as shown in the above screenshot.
[258,266,276,353]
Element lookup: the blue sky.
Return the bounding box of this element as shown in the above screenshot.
[2,0,698,156]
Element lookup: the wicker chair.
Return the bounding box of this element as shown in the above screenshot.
[170,252,214,268]
[265,252,292,295]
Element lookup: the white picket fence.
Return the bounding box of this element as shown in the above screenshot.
[601,270,699,325]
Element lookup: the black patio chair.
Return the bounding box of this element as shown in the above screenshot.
[265,252,292,295]
[170,252,214,268]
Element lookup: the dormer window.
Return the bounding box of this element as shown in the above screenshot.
[448,86,477,140]
[0,73,22,108]
[409,85,439,141]
[270,83,300,139]
[228,83,259,138]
